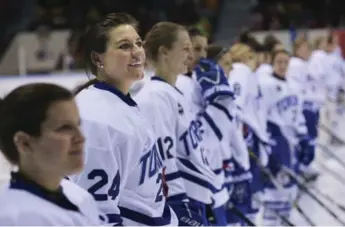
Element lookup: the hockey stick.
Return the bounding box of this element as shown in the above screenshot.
[251,196,295,226]
[316,158,345,185]
[294,192,316,226]
[292,173,316,226]
[227,202,256,226]
[281,166,345,225]
[317,143,345,170]
[319,124,345,145]
[248,151,297,226]
[248,151,284,191]
[249,150,345,225]
[284,164,345,213]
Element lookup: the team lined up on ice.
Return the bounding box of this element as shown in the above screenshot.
[0,12,344,226]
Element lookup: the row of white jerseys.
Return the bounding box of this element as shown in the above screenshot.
[286,56,322,114]
[70,81,178,226]
[305,50,344,103]
[228,63,270,167]
[176,73,237,207]
[259,72,308,146]
[256,63,273,78]
[135,74,233,208]
[0,173,101,225]
[176,72,252,187]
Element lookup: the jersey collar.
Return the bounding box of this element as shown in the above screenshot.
[151,76,183,95]
[272,72,286,81]
[10,172,80,212]
[94,81,137,107]
[184,71,193,77]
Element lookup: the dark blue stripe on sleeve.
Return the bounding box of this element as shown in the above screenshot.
[177,158,202,174]
[165,171,182,181]
[105,213,123,225]
[167,193,188,202]
[213,168,223,175]
[200,111,223,140]
[210,102,233,122]
[180,171,218,193]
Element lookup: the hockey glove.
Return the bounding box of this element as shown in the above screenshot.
[168,201,204,226]
[295,137,315,166]
[194,58,234,102]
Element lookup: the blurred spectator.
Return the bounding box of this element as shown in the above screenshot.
[248,0,345,31]
[35,25,53,61]
[55,30,83,71]
[0,0,223,71]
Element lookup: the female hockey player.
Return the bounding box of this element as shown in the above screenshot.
[70,13,178,226]
[134,22,205,226]
[135,23,236,226]
[260,50,313,225]
[175,27,208,109]
[287,38,319,181]
[226,43,268,226]
[204,44,244,226]
[0,83,100,225]
[175,28,236,225]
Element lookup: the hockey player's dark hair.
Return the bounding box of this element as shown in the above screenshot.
[74,13,139,95]
[187,26,205,38]
[0,83,73,165]
[238,29,251,43]
[264,34,281,52]
[206,44,229,62]
[144,22,186,62]
[254,43,265,53]
[271,49,290,62]
[238,30,262,52]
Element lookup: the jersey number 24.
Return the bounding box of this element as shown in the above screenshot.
[87,169,120,201]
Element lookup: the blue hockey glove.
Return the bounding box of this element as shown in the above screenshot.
[295,137,315,166]
[168,201,204,226]
[194,58,234,102]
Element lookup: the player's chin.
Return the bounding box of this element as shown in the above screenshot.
[178,64,188,75]
[67,153,84,174]
[128,67,144,80]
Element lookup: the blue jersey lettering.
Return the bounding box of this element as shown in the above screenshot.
[277,95,298,113]
[179,120,204,156]
[139,144,163,185]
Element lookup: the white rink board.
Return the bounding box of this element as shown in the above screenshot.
[0,72,90,98]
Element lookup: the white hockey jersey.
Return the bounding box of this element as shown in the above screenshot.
[71,81,178,226]
[136,76,234,205]
[134,78,188,204]
[227,63,254,170]
[324,53,345,101]
[259,73,308,146]
[175,74,232,207]
[176,73,233,165]
[0,172,100,226]
[256,63,273,78]
[129,68,155,96]
[308,50,332,104]
[286,57,309,94]
[287,56,323,117]
[175,73,204,110]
